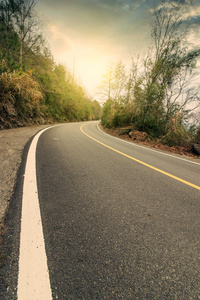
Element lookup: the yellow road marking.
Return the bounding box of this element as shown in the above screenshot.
[80,124,200,191]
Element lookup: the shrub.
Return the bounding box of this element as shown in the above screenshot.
[0,71,44,127]
[101,99,115,128]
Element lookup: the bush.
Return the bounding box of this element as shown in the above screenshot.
[101,99,115,128]
[112,108,132,127]
[161,113,192,147]
[196,127,200,143]
[101,99,132,128]
[0,71,44,127]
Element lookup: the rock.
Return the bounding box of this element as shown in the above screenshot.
[118,128,132,135]
[128,131,134,138]
[129,130,148,142]
[16,120,24,127]
[191,143,200,155]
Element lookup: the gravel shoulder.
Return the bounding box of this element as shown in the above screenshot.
[0,124,53,222]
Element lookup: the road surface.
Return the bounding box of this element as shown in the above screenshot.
[1,121,200,299]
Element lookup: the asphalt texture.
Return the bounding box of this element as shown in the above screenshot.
[1,121,200,299]
[37,121,200,299]
[0,124,53,299]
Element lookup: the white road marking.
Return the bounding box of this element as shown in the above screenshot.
[97,124,200,166]
[17,127,55,300]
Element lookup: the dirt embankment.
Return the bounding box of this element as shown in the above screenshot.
[100,124,200,161]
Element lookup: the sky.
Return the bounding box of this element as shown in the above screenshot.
[36,0,200,100]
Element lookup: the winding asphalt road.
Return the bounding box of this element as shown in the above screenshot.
[2,121,200,299]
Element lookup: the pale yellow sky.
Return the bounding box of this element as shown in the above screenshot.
[37,0,200,99]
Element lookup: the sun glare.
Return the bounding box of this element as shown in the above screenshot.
[76,56,109,96]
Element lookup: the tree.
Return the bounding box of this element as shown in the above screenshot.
[0,0,20,72]
[0,0,43,71]
[97,63,114,103]
[99,61,135,127]
[150,2,200,117]
[100,1,200,147]
[14,0,43,69]
[91,100,102,120]
[133,1,200,138]
[0,0,100,127]
[98,61,128,104]
[112,61,127,102]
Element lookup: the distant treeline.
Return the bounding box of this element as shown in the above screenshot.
[0,0,101,129]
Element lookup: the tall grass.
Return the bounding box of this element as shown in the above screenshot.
[0,71,45,128]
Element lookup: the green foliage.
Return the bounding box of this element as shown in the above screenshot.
[34,61,101,123]
[0,71,44,127]
[0,0,21,72]
[0,0,102,128]
[161,112,192,147]
[101,99,131,128]
[132,78,165,137]
[99,2,200,147]
[91,100,102,120]
[101,99,115,128]
[196,128,200,143]
[112,106,132,128]
[98,61,127,103]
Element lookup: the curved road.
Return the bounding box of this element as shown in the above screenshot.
[2,121,200,299]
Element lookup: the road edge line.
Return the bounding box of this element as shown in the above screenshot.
[17,126,57,300]
[97,123,200,167]
[81,124,200,191]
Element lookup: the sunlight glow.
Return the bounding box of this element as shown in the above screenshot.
[75,55,111,97]
[46,24,114,98]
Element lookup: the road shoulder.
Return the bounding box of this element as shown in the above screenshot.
[0,124,53,222]
[98,123,200,164]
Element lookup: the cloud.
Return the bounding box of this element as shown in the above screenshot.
[45,24,72,55]
[187,27,200,49]
[37,0,200,96]
[178,1,200,34]
[38,0,200,57]
[39,0,152,48]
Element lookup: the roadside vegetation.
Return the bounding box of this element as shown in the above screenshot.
[99,2,200,153]
[0,0,102,129]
